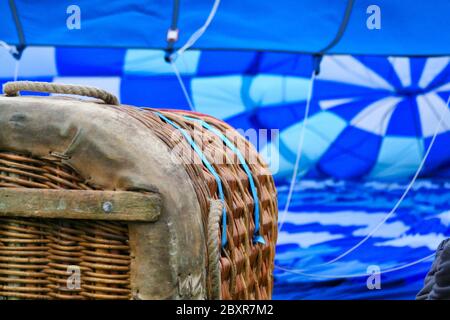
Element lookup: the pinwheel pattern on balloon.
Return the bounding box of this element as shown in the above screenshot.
[257,56,450,181]
[1,48,450,182]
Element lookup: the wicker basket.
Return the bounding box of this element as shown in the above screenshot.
[0,81,278,300]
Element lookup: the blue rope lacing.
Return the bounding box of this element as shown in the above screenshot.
[155,112,228,247]
[184,115,265,245]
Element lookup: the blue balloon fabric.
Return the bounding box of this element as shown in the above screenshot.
[274,179,450,300]
[1,1,450,56]
[1,47,449,182]
[2,2,450,300]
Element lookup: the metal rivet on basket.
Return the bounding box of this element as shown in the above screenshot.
[102,201,113,213]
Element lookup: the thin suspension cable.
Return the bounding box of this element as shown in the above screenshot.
[171,0,221,61]
[273,95,449,279]
[275,252,435,279]
[0,40,18,56]
[0,40,20,81]
[14,60,20,81]
[171,61,196,111]
[284,95,450,274]
[319,95,450,267]
[278,70,316,232]
[169,1,221,109]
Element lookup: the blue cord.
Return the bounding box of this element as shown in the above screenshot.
[184,115,265,245]
[154,112,228,247]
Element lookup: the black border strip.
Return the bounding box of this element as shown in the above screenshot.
[170,0,180,31]
[8,0,26,59]
[165,0,181,62]
[318,0,355,54]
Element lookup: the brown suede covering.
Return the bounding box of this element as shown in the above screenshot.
[0,95,206,299]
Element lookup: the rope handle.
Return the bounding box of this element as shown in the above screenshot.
[2,81,119,105]
[207,199,222,300]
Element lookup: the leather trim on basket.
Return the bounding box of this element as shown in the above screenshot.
[0,95,206,299]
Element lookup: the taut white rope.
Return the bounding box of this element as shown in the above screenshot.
[278,70,317,232]
[13,60,20,82]
[0,40,20,81]
[276,95,450,274]
[171,0,221,61]
[275,252,435,279]
[169,0,221,110]
[170,61,196,111]
[319,95,450,266]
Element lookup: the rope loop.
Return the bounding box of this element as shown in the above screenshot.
[207,199,223,300]
[3,81,119,105]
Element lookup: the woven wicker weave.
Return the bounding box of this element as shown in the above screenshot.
[0,152,131,299]
[120,107,278,299]
[0,85,278,300]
